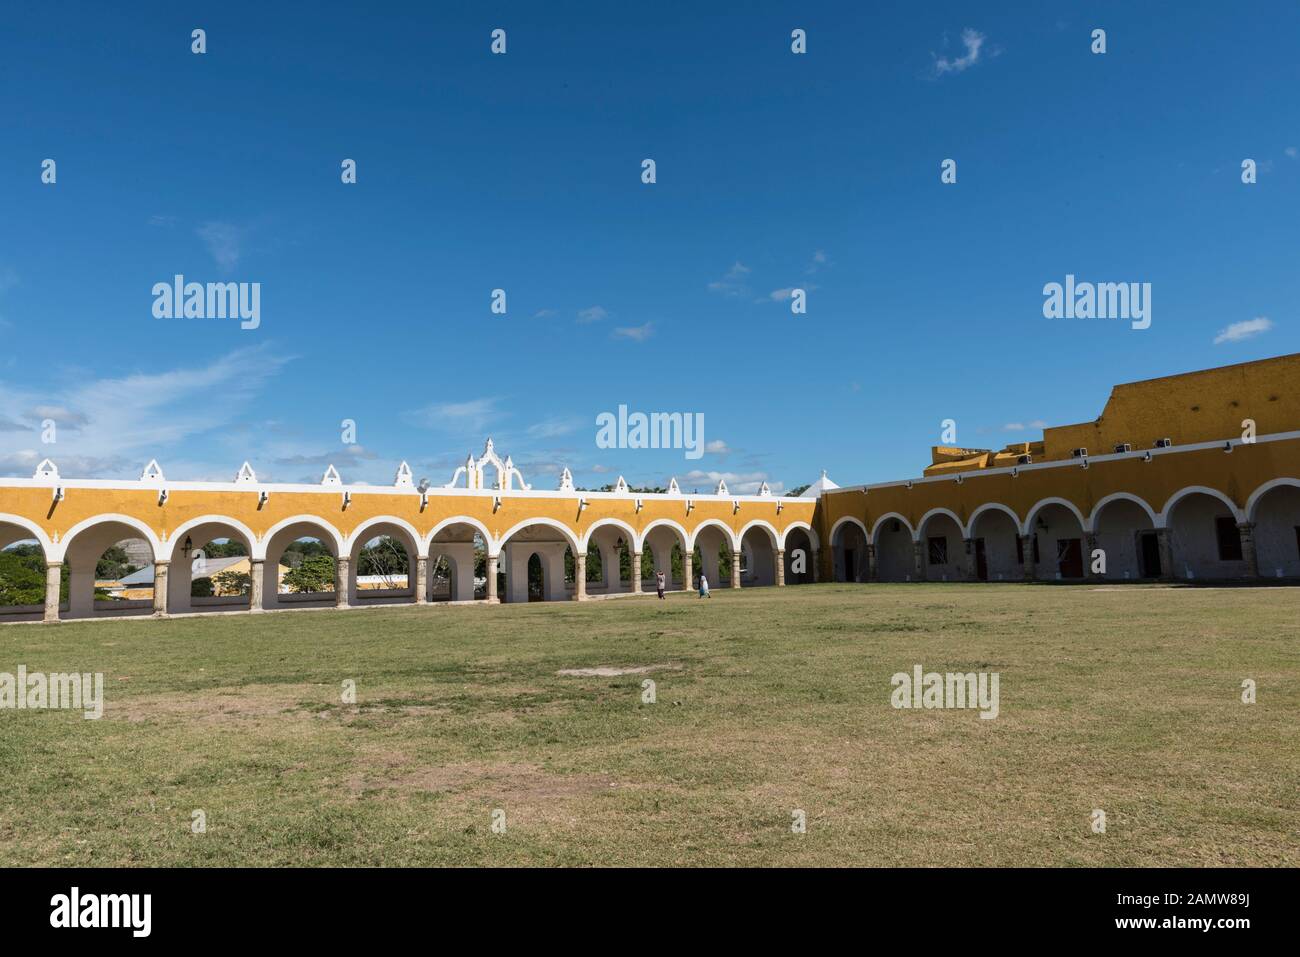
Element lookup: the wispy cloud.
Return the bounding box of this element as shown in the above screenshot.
[1003,419,1047,432]
[404,398,502,433]
[1213,316,1273,345]
[577,305,608,323]
[1286,146,1298,159]
[527,416,583,439]
[707,261,751,298]
[196,221,247,271]
[933,29,987,76]
[612,322,654,342]
[533,308,558,319]
[0,345,292,478]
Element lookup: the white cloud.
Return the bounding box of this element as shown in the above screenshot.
[1286,147,1298,159]
[613,322,654,342]
[404,397,502,432]
[768,287,794,301]
[196,222,247,271]
[933,29,986,76]
[708,261,751,297]
[533,308,558,319]
[1002,419,1048,432]
[0,345,291,478]
[527,416,582,439]
[705,439,730,455]
[577,305,608,323]
[680,469,782,495]
[1213,317,1273,345]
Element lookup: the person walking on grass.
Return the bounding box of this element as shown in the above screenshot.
[698,572,710,598]
[656,569,666,599]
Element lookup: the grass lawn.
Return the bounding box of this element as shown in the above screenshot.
[0,583,1295,867]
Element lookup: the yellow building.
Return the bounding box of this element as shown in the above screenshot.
[1,354,1297,623]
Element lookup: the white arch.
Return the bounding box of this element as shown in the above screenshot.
[55,513,163,563]
[916,507,966,541]
[254,514,346,561]
[639,517,690,550]
[737,519,780,549]
[346,515,425,557]
[0,513,55,558]
[426,515,496,555]
[1022,497,1089,535]
[1159,486,1244,527]
[1088,492,1158,531]
[688,518,739,551]
[580,517,641,552]
[161,514,258,562]
[1245,477,1300,522]
[780,520,821,551]
[967,502,1022,537]
[870,512,914,543]
[494,516,580,557]
[827,516,867,548]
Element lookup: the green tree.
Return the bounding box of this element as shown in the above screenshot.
[282,554,337,593]
[96,544,134,580]
[212,570,252,597]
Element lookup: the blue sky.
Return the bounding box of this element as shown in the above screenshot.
[2,1,1297,493]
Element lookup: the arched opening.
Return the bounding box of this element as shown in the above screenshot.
[0,523,53,623]
[1164,490,1244,581]
[263,521,339,610]
[526,553,545,601]
[428,521,488,602]
[1024,502,1087,580]
[739,524,778,587]
[62,521,156,619]
[968,506,1020,581]
[643,522,688,592]
[167,521,256,615]
[1250,481,1300,579]
[831,520,868,583]
[783,527,815,584]
[499,522,573,602]
[1091,497,1158,580]
[691,523,734,590]
[918,512,965,582]
[872,516,914,582]
[585,524,635,596]
[348,522,419,605]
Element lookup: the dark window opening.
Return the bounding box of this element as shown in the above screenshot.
[927,537,947,566]
[1215,517,1242,561]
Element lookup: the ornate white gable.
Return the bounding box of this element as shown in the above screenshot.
[443,438,531,490]
[714,477,728,496]
[321,465,342,486]
[614,475,629,493]
[667,477,680,495]
[33,458,59,480]
[139,459,165,483]
[558,467,574,491]
[234,462,257,484]
[394,461,414,488]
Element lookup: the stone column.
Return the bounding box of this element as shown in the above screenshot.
[867,543,879,582]
[1155,528,1174,582]
[811,548,820,583]
[963,538,977,581]
[730,549,742,589]
[415,556,428,604]
[575,553,588,600]
[152,560,169,617]
[632,551,643,593]
[1085,533,1101,580]
[44,562,61,623]
[683,552,694,591]
[912,540,925,581]
[776,549,786,586]
[1020,535,1036,581]
[250,558,265,611]
[486,555,499,602]
[1237,522,1259,579]
[335,556,350,608]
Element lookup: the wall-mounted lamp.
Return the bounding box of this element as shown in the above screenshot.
[158,488,169,505]
[257,490,270,508]
[341,491,352,510]
[51,486,64,504]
